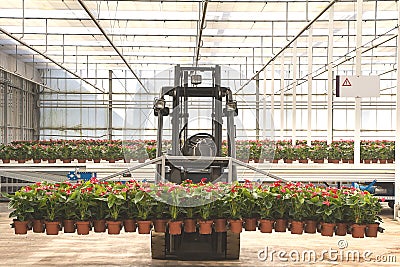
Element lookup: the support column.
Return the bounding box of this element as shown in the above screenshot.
[108,70,113,141]
[3,73,8,144]
[327,6,334,144]
[256,74,260,140]
[291,41,297,146]
[262,68,267,139]
[307,26,313,146]
[280,56,285,139]
[270,62,275,137]
[354,0,363,166]
[395,1,400,219]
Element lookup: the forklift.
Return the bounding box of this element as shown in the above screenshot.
[150,65,240,260]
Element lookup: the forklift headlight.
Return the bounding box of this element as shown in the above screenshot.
[226,100,237,112]
[153,98,165,110]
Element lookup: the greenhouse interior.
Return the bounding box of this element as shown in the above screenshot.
[0,0,400,265]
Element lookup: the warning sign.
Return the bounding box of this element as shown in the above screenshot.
[342,78,352,87]
[336,75,380,98]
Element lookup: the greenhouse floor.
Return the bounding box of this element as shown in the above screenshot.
[0,203,399,267]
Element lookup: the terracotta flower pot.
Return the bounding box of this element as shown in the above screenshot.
[342,159,349,163]
[274,219,287,232]
[366,223,379,238]
[137,220,152,234]
[198,220,213,235]
[2,159,10,163]
[108,159,116,163]
[153,219,168,233]
[258,219,274,233]
[290,220,304,235]
[387,159,394,163]
[299,159,308,164]
[335,222,348,236]
[63,219,76,233]
[352,224,366,238]
[93,219,106,233]
[183,218,197,233]
[107,221,122,235]
[76,221,90,235]
[364,159,371,164]
[313,159,324,164]
[379,159,386,164]
[17,159,26,163]
[32,219,45,233]
[77,159,86,163]
[48,159,56,163]
[33,159,41,163]
[213,218,227,233]
[331,159,339,164]
[93,159,101,163]
[284,159,293,164]
[228,219,243,234]
[372,159,378,163]
[304,220,317,234]
[14,221,29,234]
[62,159,72,163]
[168,220,182,235]
[244,218,257,231]
[45,221,60,235]
[123,219,136,233]
[272,159,279,163]
[320,222,335,237]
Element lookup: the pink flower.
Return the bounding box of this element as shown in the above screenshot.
[322,200,330,206]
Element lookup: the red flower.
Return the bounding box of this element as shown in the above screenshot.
[276,194,281,199]
[322,200,330,206]
[380,197,385,202]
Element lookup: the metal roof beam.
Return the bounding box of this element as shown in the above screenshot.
[77,0,149,93]
[235,0,338,94]
[0,26,105,93]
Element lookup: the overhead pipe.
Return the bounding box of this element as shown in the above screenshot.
[195,0,209,67]
[0,26,105,93]
[77,0,149,93]
[235,0,338,94]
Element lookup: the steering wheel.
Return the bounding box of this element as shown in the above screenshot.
[181,133,215,156]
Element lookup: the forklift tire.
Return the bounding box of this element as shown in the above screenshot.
[151,231,166,259]
[225,230,240,260]
[388,200,394,209]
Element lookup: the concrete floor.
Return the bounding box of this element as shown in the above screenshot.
[1,202,400,267]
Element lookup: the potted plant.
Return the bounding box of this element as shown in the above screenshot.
[0,144,12,163]
[270,181,291,232]
[241,181,258,231]
[121,182,139,233]
[255,185,276,233]
[134,188,154,234]
[303,185,321,234]
[6,188,35,234]
[100,183,127,234]
[288,187,305,234]
[29,144,44,163]
[294,144,309,163]
[89,145,103,163]
[309,144,327,163]
[69,182,94,235]
[364,194,383,237]
[225,182,245,233]
[13,143,30,163]
[45,145,59,163]
[165,183,185,235]
[59,143,73,163]
[37,183,63,235]
[59,185,77,233]
[316,190,340,237]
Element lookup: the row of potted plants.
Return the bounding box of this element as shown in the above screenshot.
[7,178,382,238]
[1,139,396,164]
